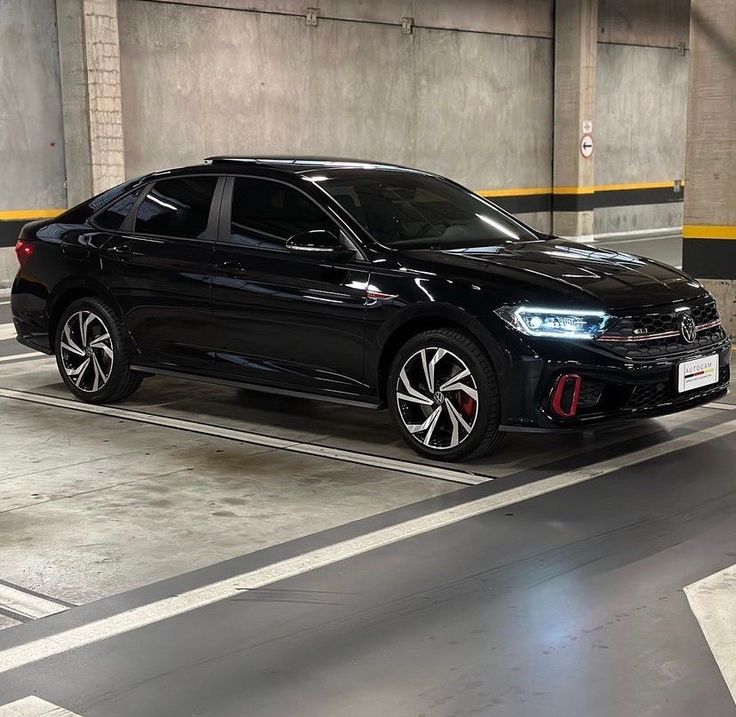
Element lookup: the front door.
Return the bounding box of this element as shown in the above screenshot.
[210,176,369,400]
[100,175,221,371]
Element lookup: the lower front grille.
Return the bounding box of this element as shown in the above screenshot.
[577,380,604,408]
[625,382,668,409]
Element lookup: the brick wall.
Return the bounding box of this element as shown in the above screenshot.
[83,0,125,193]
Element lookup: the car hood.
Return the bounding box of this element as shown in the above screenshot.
[401,239,705,310]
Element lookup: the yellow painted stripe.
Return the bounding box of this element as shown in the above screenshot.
[594,181,680,192]
[478,187,552,198]
[477,181,680,198]
[0,209,65,221]
[683,224,736,240]
[553,186,595,195]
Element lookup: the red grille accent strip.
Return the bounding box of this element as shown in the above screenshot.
[597,319,721,342]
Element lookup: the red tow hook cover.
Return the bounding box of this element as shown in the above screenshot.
[551,373,582,418]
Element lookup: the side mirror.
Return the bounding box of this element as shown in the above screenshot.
[285,230,355,260]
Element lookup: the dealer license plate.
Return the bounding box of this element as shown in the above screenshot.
[677,354,719,393]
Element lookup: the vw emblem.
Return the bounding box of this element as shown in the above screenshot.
[679,314,697,343]
[433,391,445,404]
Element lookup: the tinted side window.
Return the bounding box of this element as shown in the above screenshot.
[229,178,336,250]
[94,190,142,231]
[134,177,217,239]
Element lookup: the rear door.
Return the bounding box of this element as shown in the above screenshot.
[210,175,370,400]
[99,175,222,371]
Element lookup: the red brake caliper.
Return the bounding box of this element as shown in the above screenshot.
[458,393,476,417]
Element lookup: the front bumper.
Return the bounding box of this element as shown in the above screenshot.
[499,335,731,431]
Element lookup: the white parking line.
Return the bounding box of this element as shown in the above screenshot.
[0,323,17,341]
[0,353,49,364]
[0,696,83,716]
[0,388,489,486]
[0,415,734,675]
[594,234,681,245]
[685,564,736,704]
[706,402,736,411]
[0,583,69,620]
[592,226,681,241]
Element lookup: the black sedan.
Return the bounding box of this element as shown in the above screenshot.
[11,157,731,460]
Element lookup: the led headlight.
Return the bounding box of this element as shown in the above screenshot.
[495,305,610,339]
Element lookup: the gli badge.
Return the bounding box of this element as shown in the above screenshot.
[679,313,697,343]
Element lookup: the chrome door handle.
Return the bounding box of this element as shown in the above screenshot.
[215,260,247,275]
[108,243,132,255]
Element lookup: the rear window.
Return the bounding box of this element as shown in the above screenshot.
[60,177,143,225]
[94,190,142,231]
[134,177,218,239]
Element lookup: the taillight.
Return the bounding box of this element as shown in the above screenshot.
[15,239,34,264]
[551,373,582,418]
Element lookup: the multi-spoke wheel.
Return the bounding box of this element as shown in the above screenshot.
[388,329,504,461]
[396,347,479,450]
[55,297,143,403]
[59,310,114,393]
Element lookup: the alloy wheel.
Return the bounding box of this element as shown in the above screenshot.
[59,310,115,393]
[395,347,479,450]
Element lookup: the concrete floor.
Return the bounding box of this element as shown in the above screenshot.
[0,233,735,716]
[596,231,683,269]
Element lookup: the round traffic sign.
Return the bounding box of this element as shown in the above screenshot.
[580,134,594,158]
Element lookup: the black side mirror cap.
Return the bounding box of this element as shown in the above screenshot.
[286,230,356,260]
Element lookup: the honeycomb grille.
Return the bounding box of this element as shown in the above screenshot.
[605,299,719,338]
[625,382,668,409]
[577,381,604,408]
[597,299,723,358]
[603,327,726,359]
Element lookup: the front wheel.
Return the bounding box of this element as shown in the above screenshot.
[55,297,143,403]
[388,329,505,461]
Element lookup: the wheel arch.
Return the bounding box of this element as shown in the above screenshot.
[374,303,507,404]
[47,279,124,348]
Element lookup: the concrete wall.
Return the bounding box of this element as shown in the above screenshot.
[594,42,689,233]
[594,0,690,234]
[117,0,554,231]
[0,0,66,211]
[598,0,690,47]
[0,0,66,286]
[126,0,555,38]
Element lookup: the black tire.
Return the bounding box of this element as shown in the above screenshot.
[387,329,505,461]
[54,296,143,404]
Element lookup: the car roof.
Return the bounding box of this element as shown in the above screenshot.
[139,157,433,184]
[203,156,422,173]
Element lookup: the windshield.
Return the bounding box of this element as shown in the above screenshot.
[315,171,540,249]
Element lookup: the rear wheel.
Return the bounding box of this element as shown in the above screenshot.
[55,297,143,403]
[388,329,504,461]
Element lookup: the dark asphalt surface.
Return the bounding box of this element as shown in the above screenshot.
[0,412,735,716]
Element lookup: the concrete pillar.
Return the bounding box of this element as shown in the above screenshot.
[552,0,598,239]
[682,0,736,338]
[56,0,125,206]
